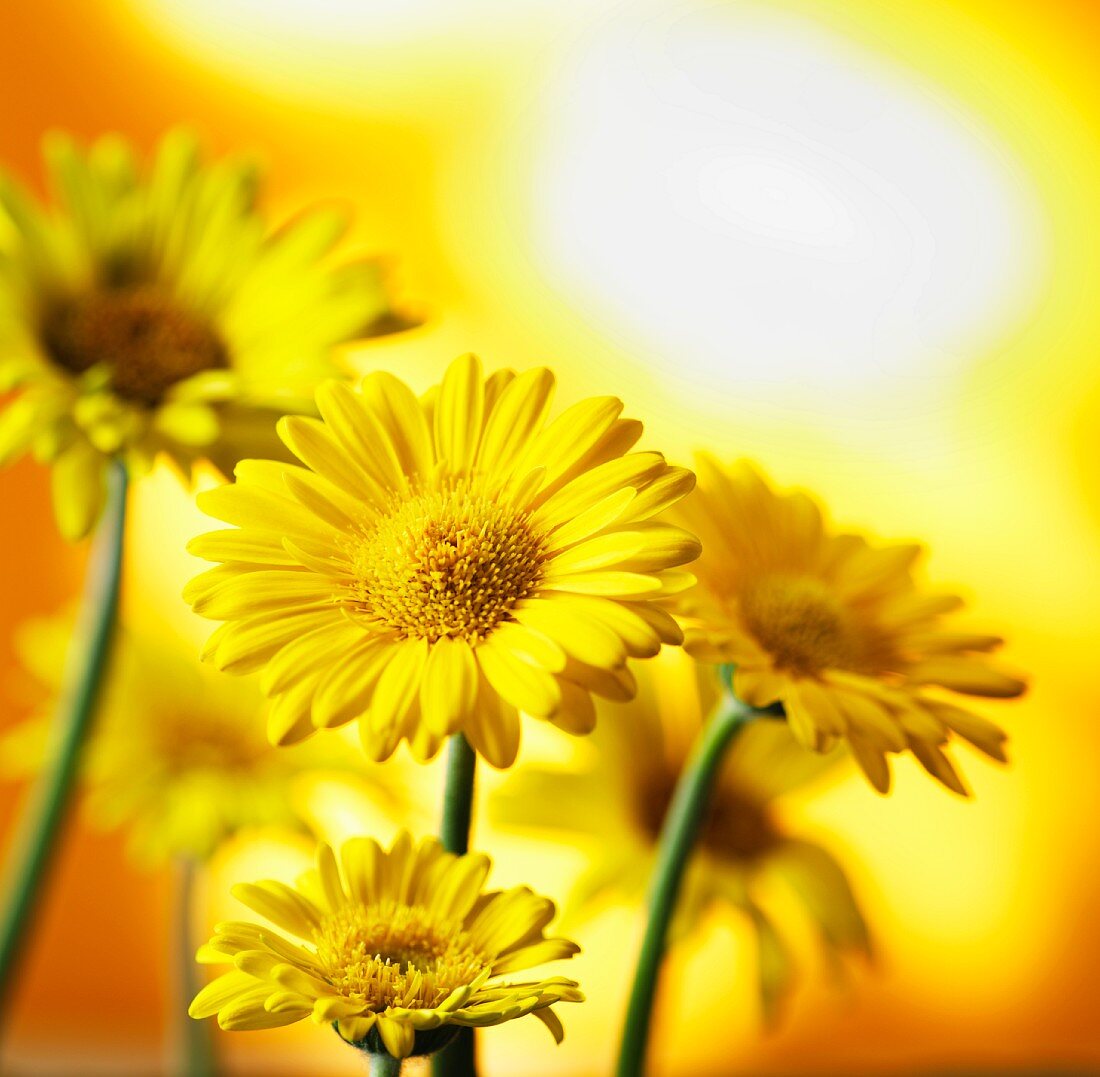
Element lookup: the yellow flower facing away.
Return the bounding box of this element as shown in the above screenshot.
[0,611,371,865]
[185,352,700,767]
[675,457,1027,795]
[493,651,870,1021]
[191,830,583,1060]
[0,129,404,539]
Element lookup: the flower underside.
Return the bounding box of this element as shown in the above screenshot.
[42,286,227,404]
[348,480,547,645]
[314,902,490,1011]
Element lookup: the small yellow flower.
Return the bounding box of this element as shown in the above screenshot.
[191,831,583,1060]
[185,353,699,766]
[0,612,365,864]
[494,651,869,1020]
[0,130,402,539]
[676,457,1026,793]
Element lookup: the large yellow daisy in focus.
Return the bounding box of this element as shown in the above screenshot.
[676,458,1026,794]
[0,130,401,538]
[191,831,582,1060]
[185,354,699,767]
[495,652,869,1021]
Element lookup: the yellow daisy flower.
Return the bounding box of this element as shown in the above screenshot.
[185,353,700,767]
[675,457,1026,794]
[0,129,402,539]
[494,652,869,1020]
[0,612,368,864]
[191,831,583,1060]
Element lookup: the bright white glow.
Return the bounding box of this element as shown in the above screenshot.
[124,0,599,106]
[533,3,1047,403]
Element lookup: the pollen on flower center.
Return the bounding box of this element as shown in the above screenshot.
[313,903,490,1010]
[347,482,547,644]
[42,286,228,404]
[739,574,864,676]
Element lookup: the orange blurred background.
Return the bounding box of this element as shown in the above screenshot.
[2,0,1100,1073]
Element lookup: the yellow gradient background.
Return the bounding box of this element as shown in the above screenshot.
[1,0,1098,1073]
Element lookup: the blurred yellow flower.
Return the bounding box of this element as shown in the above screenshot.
[185,352,699,767]
[1,612,366,864]
[191,831,583,1060]
[494,652,869,1020]
[0,130,401,538]
[676,458,1026,794]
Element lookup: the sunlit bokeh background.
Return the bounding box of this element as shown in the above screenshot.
[2,0,1099,1072]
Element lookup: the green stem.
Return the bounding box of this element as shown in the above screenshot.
[616,693,756,1077]
[438,734,477,856]
[176,858,215,1077]
[433,734,477,1077]
[370,1052,402,1077]
[0,460,127,1014]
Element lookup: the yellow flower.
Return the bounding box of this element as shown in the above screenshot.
[0,612,368,864]
[191,831,583,1059]
[0,130,402,538]
[494,651,869,1020]
[185,353,700,767]
[676,458,1026,794]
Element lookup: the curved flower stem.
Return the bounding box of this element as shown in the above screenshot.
[370,1053,402,1077]
[0,460,127,1015]
[176,858,215,1077]
[433,734,478,1077]
[615,693,757,1077]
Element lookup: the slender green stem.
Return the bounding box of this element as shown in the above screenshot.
[433,734,478,1077]
[176,858,215,1077]
[438,734,477,856]
[616,693,757,1077]
[0,460,127,1015]
[370,1052,402,1077]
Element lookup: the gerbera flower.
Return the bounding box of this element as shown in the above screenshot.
[191,831,582,1060]
[494,651,869,1020]
[675,457,1026,794]
[0,611,372,864]
[0,129,402,538]
[185,353,699,767]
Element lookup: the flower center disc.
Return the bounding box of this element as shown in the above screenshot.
[639,772,778,859]
[739,574,863,676]
[349,484,546,644]
[43,287,228,404]
[314,904,489,1010]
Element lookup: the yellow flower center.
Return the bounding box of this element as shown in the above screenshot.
[313,903,490,1010]
[43,286,228,404]
[348,482,547,644]
[739,574,864,676]
[639,773,778,859]
[153,710,268,775]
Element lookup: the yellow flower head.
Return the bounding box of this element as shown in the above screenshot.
[185,353,700,767]
[494,651,869,1020]
[676,458,1026,794]
[191,831,583,1060]
[0,130,401,538]
[0,612,356,864]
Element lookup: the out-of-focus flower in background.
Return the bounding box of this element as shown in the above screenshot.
[0,130,405,539]
[185,352,699,767]
[0,609,376,865]
[676,458,1026,793]
[494,649,870,1023]
[192,831,583,1060]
